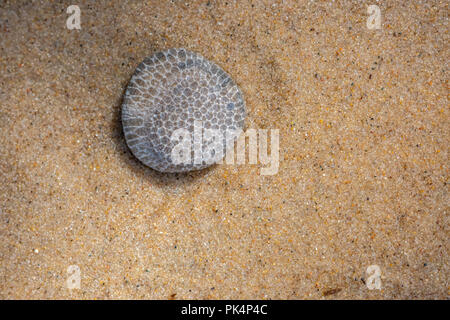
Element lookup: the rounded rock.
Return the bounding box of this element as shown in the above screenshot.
[122,48,246,173]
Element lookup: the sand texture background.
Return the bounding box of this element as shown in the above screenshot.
[0,0,448,299]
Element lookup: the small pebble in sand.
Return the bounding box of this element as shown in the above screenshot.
[122,48,246,173]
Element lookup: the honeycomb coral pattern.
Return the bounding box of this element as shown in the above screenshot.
[122,48,246,173]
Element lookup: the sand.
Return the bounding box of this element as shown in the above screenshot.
[0,0,448,299]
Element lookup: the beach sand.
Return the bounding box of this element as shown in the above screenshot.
[0,0,448,299]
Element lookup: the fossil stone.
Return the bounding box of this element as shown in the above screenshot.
[122,48,246,172]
